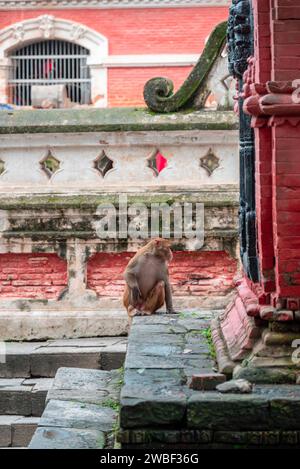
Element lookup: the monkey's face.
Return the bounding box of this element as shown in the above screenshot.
[153,239,173,262]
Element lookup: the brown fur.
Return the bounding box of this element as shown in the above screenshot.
[123,238,174,321]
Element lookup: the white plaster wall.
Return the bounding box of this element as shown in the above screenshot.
[0,130,239,192]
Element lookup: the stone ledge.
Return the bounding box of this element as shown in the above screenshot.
[0,187,239,208]
[0,109,238,134]
[0,337,127,378]
[0,310,129,341]
[118,429,300,449]
[0,415,39,448]
[0,377,53,417]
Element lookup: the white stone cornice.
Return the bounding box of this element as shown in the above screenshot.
[103,54,199,68]
[0,0,230,10]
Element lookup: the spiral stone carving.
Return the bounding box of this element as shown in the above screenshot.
[143,21,227,113]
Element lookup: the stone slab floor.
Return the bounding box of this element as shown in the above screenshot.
[118,311,300,449]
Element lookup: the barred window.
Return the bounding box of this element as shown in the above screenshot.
[8,39,91,106]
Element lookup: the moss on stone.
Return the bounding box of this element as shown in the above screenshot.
[0,107,238,134]
[201,327,217,360]
[0,189,239,210]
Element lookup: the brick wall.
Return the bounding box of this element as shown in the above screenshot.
[108,66,192,106]
[0,251,237,301]
[271,0,300,81]
[87,251,237,298]
[0,254,67,299]
[251,0,275,296]
[270,0,300,299]
[272,125,300,298]
[249,0,300,302]
[0,7,228,106]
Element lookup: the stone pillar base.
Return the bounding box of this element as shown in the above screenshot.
[212,280,300,383]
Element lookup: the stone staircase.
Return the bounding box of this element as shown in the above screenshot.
[0,337,127,448]
[29,367,121,449]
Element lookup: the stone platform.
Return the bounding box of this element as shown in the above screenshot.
[118,312,300,449]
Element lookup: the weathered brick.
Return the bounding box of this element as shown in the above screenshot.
[189,373,226,391]
[0,254,67,299]
[87,251,237,298]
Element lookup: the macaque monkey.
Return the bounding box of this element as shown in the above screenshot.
[123,238,175,319]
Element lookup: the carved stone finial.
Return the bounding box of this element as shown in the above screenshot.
[143,21,227,113]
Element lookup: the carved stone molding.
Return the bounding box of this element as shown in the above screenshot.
[0,15,108,58]
[244,80,300,127]
[12,25,25,43]
[38,14,55,39]
[0,0,231,10]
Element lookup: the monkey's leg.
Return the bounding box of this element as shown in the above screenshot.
[142,281,165,315]
[123,284,144,319]
[123,284,130,310]
[165,279,175,314]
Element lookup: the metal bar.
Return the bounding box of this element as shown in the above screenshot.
[11,55,88,59]
[25,56,28,104]
[9,78,91,83]
[8,40,91,106]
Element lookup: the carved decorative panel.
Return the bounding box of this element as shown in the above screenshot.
[94,150,114,177]
[200,148,220,175]
[40,150,60,179]
[228,0,259,282]
[147,150,168,177]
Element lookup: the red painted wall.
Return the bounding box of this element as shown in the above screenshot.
[87,251,237,298]
[108,66,192,106]
[0,7,228,106]
[0,251,236,301]
[0,254,67,299]
[247,0,300,305]
[251,0,275,297]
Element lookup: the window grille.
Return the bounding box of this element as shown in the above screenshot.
[9,39,91,106]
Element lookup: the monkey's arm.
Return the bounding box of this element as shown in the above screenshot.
[164,279,175,314]
[124,269,142,304]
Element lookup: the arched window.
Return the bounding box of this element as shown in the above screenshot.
[9,39,91,106]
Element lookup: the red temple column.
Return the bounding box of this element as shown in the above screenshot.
[213,0,300,383]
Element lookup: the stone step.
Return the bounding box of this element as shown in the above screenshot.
[0,337,127,378]
[0,378,54,417]
[0,415,40,448]
[29,368,120,449]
